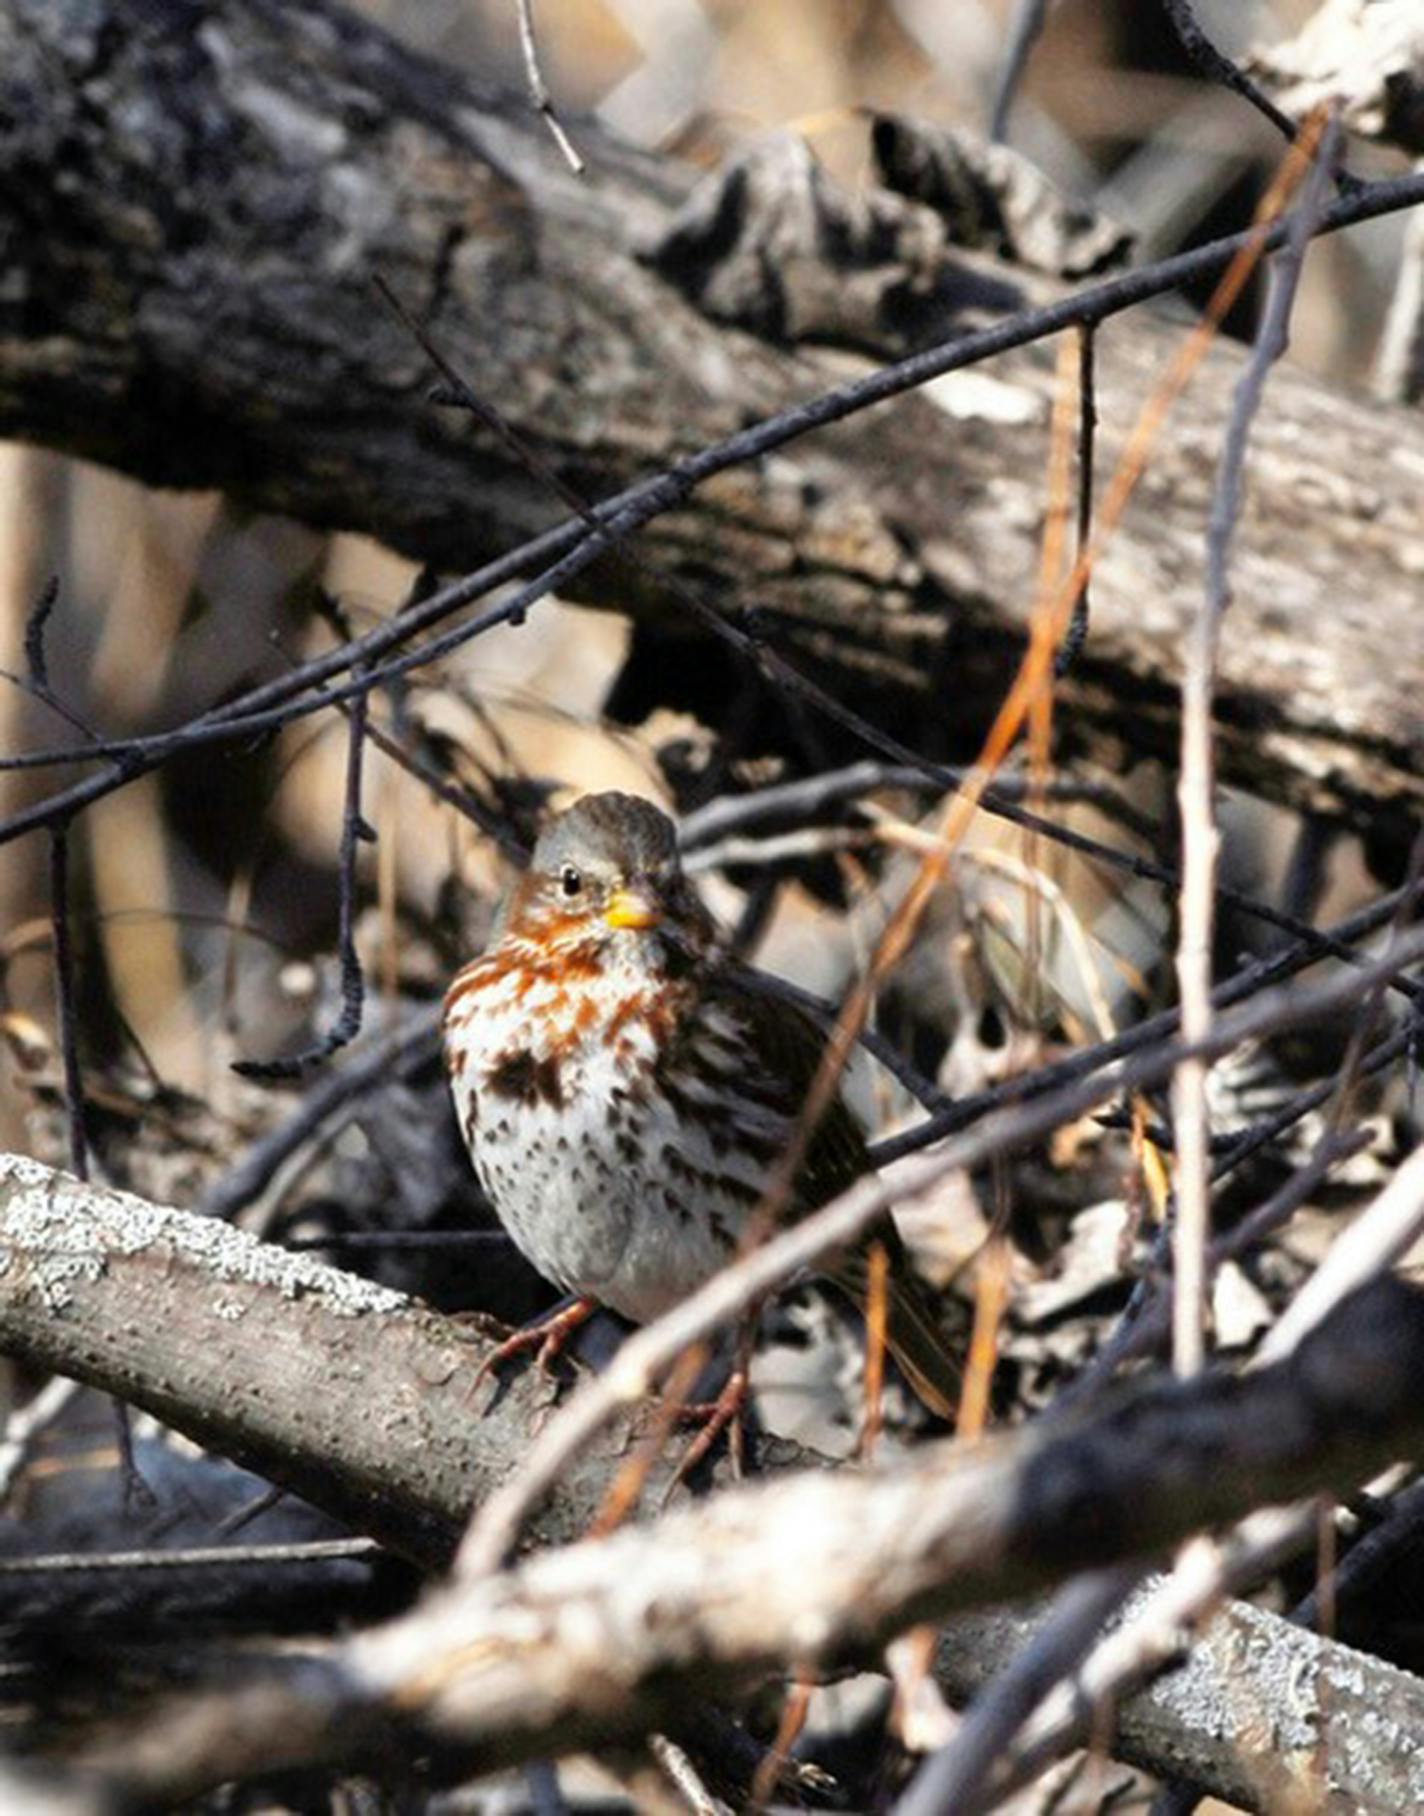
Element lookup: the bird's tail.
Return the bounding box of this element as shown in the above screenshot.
[830,1243,962,1422]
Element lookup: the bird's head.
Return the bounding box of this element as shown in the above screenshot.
[501,791,711,970]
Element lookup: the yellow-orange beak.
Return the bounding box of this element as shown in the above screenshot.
[605,889,662,933]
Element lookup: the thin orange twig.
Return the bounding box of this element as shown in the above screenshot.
[860,1238,890,1460]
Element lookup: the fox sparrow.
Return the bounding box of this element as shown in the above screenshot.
[442,790,960,1417]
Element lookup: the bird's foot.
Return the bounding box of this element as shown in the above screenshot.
[665,1365,750,1498]
[471,1295,599,1393]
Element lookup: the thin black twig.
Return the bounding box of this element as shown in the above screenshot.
[0,578,99,745]
[47,826,89,1180]
[735,967,949,1113]
[199,1010,441,1219]
[679,759,1160,849]
[282,1229,512,1253]
[23,575,56,692]
[0,1537,381,1575]
[280,593,527,862]
[233,654,374,1078]
[1205,114,1342,624]
[899,1566,1141,1816]
[32,577,90,1182]
[1055,321,1095,677]
[112,1394,156,1517]
[1158,0,1323,161]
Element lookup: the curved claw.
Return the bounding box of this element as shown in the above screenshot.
[472,1294,599,1391]
[664,1365,750,1500]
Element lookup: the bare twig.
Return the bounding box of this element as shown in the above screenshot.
[47,827,88,1180]
[1159,0,1317,154]
[515,0,584,176]
[0,1374,82,1508]
[897,1566,1140,1816]
[0,578,97,744]
[1170,110,1337,1377]
[1262,1142,1424,1363]
[1054,321,1096,677]
[0,1536,380,1574]
[233,650,374,1077]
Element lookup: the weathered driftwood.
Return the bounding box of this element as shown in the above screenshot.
[5,1154,1424,1807]
[0,0,1422,836]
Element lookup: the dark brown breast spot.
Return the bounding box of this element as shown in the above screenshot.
[485,1049,565,1110]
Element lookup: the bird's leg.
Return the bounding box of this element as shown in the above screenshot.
[666,1310,759,1495]
[471,1294,599,1389]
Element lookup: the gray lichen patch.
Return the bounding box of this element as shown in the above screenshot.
[0,1154,408,1318]
[1138,1589,1319,1754]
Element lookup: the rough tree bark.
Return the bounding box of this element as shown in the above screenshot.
[6,1153,1424,1808]
[0,1153,731,1568]
[0,0,1421,839]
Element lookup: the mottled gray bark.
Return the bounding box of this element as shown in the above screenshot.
[0,1152,732,1566]
[0,0,1421,835]
[6,1154,1424,1808]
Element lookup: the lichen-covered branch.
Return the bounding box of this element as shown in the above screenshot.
[92,1266,1424,1805]
[3,1156,1424,1805]
[0,1153,704,1566]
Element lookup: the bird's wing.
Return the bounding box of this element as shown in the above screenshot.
[706,965,962,1420]
[702,965,870,1209]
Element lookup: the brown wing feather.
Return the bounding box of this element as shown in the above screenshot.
[703,966,868,1207]
[709,967,962,1419]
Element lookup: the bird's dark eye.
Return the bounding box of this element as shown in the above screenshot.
[559,864,583,898]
